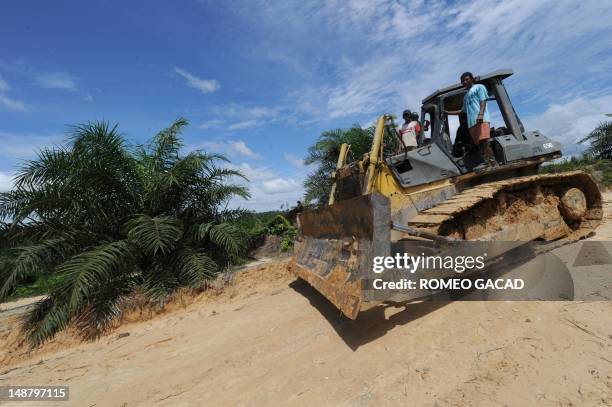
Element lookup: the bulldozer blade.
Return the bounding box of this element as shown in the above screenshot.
[292,193,391,319]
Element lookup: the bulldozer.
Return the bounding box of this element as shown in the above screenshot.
[291,69,603,319]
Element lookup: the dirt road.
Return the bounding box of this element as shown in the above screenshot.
[1,194,612,406]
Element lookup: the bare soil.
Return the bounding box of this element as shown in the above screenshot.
[1,193,612,406]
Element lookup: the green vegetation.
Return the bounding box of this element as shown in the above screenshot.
[0,118,251,345]
[542,119,612,188]
[580,121,612,160]
[238,212,297,253]
[304,125,375,206]
[4,274,66,301]
[303,122,399,206]
[236,211,280,252]
[541,156,612,188]
[264,215,298,252]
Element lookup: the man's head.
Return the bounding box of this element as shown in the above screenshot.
[460,72,474,89]
[402,109,412,121]
[411,112,419,121]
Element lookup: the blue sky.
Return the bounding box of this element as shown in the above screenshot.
[1,0,612,210]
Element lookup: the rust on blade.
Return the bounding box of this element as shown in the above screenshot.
[291,193,391,320]
[291,234,366,319]
[299,195,375,239]
[292,257,362,319]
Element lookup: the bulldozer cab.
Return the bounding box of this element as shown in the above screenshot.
[385,69,561,188]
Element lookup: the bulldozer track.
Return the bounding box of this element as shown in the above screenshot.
[408,170,603,242]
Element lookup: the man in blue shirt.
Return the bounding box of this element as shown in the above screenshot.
[447,72,498,169]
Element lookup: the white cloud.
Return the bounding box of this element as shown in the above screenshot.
[0,94,28,112]
[231,141,261,159]
[241,106,280,119]
[261,177,301,194]
[284,153,305,168]
[174,67,220,93]
[0,171,14,192]
[36,72,78,91]
[523,95,612,156]
[225,161,305,211]
[326,57,400,118]
[234,0,612,124]
[198,140,261,159]
[84,92,94,102]
[0,75,9,92]
[232,186,304,211]
[228,120,260,131]
[199,119,224,129]
[0,74,28,112]
[201,104,282,131]
[235,178,304,210]
[228,162,277,181]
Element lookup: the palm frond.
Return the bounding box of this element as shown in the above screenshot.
[141,261,178,304]
[13,148,72,190]
[69,121,124,153]
[21,297,71,347]
[53,240,136,314]
[73,273,136,339]
[175,250,218,286]
[126,215,183,256]
[148,117,189,171]
[206,223,248,256]
[580,121,612,160]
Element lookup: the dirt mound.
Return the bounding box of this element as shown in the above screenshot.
[0,259,293,369]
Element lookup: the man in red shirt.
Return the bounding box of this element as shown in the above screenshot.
[397,110,420,153]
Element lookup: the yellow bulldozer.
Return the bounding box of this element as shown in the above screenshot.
[291,69,603,318]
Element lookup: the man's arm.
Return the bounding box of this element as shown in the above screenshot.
[476,85,488,123]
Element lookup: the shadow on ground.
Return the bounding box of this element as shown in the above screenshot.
[289,279,449,351]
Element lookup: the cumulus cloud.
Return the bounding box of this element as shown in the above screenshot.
[261,177,301,194]
[174,67,220,93]
[231,141,261,159]
[224,161,305,211]
[523,95,612,156]
[36,72,78,91]
[284,153,305,168]
[228,163,277,181]
[232,186,303,211]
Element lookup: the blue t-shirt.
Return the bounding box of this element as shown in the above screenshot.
[462,84,490,128]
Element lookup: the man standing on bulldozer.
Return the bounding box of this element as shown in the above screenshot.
[447,71,498,169]
[396,109,420,153]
